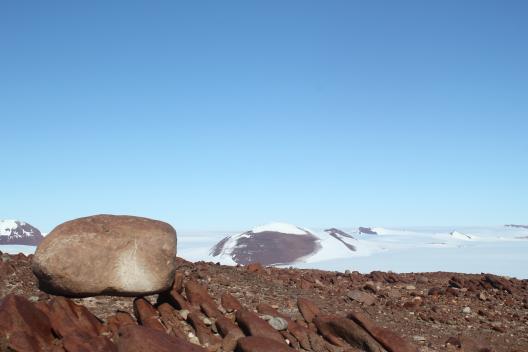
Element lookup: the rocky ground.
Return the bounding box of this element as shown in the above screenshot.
[1,251,527,352]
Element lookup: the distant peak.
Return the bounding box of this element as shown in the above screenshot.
[251,222,310,235]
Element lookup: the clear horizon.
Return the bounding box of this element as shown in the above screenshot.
[1,1,527,232]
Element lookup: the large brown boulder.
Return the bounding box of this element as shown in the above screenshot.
[32,214,177,297]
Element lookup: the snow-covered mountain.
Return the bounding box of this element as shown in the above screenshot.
[210,222,321,265]
[210,223,363,266]
[0,220,43,246]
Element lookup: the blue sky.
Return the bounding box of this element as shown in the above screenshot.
[1,1,527,232]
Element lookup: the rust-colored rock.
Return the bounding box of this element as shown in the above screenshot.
[215,316,245,351]
[62,332,116,352]
[235,309,285,344]
[4,331,43,352]
[158,288,192,311]
[297,298,320,323]
[201,300,221,318]
[236,336,295,351]
[0,294,54,350]
[347,290,376,306]
[157,303,186,338]
[32,214,177,297]
[116,325,206,352]
[173,271,185,293]
[45,296,103,338]
[246,263,264,273]
[287,322,312,350]
[484,274,513,294]
[314,315,386,351]
[221,292,243,312]
[347,311,418,352]
[133,298,165,332]
[107,311,136,337]
[185,280,216,308]
[187,311,222,348]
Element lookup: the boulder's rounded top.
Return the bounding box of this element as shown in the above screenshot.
[47,214,176,237]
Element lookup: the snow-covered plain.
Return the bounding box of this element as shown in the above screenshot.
[175,226,528,279]
[1,226,527,279]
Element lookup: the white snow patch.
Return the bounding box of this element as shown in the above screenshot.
[251,222,310,235]
[1,220,20,237]
[450,231,473,240]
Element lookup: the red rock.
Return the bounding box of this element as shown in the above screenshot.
[428,287,444,296]
[235,309,285,344]
[445,336,461,348]
[221,293,243,312]
[116,325,206,352]
[200,300,221,318]
[369,271,398,283]
[173,271,185,293]
[45,296,103,338]
[484,274,513,294]
[0,294,54,350]
[246,263,264,273]
[106,311,137,337]
[62,332,116,352]
[4,331,42,352]
[157,303,186,338]
[185,280,216,308]
[458,335,493,352]
[0,261,15,278]
[300,279,313,289]
[281,330,300,350]
[256,303,290,320]
[215,316,244,337]
[236,336,294,352]
[297,298,320,323]
[287,322,311,350]
[347,289,376,306]
[187,311,222,347]
[158,288,192,310]
[215,316,245,352]
[314,315,385,351]
[133,298,165,332]
[347,310,418,352]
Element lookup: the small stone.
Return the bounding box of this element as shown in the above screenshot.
[479,292,488,301]
[416,276,429,284]
[203,317,212,326]
[347,290,376,306]
[179,309,189,320]
[188,335,200,345]
[462,307,471,314]
[268,317,288,331]
[405,285,416,290]
[413,335,426,342]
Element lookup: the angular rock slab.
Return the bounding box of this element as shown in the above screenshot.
[32,214,177,297]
